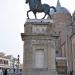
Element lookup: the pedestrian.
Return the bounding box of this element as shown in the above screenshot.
[4,69,7,75]
[0,68,3,75]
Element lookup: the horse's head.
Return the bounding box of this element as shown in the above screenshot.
[26,0,29,3]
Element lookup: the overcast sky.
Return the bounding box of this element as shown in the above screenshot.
[0,0,75,63]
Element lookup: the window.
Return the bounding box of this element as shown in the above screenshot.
[56,51,59,54]
[0,59,2,64]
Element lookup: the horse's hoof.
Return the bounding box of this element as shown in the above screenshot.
[27,17,29,19]
[42,18,44,19]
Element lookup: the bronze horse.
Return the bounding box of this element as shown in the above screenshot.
[26,0,56,19]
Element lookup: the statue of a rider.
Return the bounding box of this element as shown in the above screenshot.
[26,0,56,19]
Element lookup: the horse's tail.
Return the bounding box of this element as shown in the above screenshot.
[50,6,56,12]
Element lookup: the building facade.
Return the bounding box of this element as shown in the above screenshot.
[0,52,22,75]
[0,53,9,68]
[48,0,75,74]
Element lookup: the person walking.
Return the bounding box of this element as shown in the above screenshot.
[4,69,7,75]
[0,68,3,75]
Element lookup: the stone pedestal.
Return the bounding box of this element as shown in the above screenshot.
[21,19,57,75]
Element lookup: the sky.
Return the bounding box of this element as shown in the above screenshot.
[0,0,75,63]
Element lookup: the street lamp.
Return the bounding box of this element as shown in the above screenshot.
[17,55,20,74]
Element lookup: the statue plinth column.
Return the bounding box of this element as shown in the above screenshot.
[21,19,57,75]
[48,40,56,69]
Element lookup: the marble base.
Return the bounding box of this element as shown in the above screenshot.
[23,69,57,75]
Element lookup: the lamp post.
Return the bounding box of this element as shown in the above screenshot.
[17,55,20,75]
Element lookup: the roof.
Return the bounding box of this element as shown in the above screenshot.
[50,0,70,15]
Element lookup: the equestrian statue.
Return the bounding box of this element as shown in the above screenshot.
[26,0,56,19]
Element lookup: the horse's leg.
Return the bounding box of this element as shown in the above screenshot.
[27,10,31,19]
[35,13,37,19]
[48,12,52,19]
[42,13,46,19]
[33,12,37,19]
